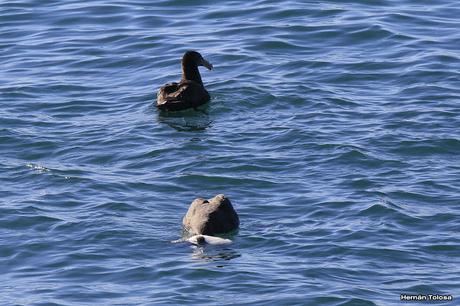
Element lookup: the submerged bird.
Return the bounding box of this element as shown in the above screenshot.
[156,50,213,111]
[187,235,232,246]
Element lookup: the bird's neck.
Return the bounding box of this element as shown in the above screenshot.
[181,60,203,86]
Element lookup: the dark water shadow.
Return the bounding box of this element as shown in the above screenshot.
[191,246,241,262]
[156,104,212,131]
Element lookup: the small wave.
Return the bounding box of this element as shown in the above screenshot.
[1,214,62,230]
[390,138,460,156]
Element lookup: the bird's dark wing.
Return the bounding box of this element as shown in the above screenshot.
[157,81,208,111]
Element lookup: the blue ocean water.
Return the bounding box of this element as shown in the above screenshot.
[1,0,459,305]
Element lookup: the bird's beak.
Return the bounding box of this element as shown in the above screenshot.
[201,59,213,70]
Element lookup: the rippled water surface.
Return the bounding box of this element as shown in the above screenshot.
[1,1,460,305]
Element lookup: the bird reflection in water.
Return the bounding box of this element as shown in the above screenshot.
[157,107,212,131]
[191,246,241,262]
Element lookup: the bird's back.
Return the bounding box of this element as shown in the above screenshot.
[157,80,210,111]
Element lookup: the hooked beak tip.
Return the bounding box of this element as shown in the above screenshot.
[203,60,213,70]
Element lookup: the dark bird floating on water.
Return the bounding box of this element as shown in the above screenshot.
[156,51,213,111]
